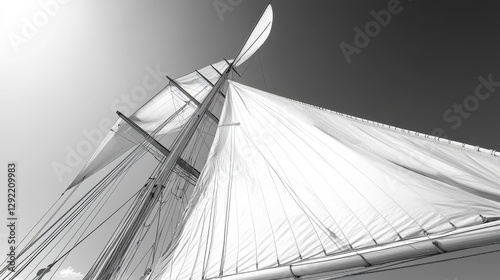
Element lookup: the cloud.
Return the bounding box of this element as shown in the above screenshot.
[58,267,84,279]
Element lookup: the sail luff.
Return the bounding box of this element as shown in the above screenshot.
[208,220,500,280]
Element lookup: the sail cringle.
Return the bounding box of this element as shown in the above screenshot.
[151,81,500,280]
[67,60,230,189]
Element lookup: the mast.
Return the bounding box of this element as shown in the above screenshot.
[151,3,274,186]
[9,4,272,279]
[150,1,274,205]
[85,184,165,280]
[154,64,231,185]
[81,65,231,280]
[116,111,200,179]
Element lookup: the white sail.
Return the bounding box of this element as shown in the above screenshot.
[233,4,273,67]
[150,81,500,280]
[67,60,230,189]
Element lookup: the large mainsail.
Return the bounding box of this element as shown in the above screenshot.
[150,81,500,279]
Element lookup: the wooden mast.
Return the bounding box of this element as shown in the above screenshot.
[116,111,200,180]
[154,63,232,185]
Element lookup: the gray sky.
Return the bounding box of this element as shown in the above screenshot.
[1,0,499,279]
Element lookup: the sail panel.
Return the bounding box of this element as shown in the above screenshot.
[67,60,230,189]
[151,81,500,279]
[233,4,273,67]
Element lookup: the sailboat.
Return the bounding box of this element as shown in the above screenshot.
[2,3,499,280]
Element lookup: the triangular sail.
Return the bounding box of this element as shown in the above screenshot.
[68,60,230,189]
[233,4,273,67]
[150,81,500,279]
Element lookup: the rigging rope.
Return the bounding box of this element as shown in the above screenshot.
[52,187,143,266]
[47,162,134,280]
[6,64,227,280]
[257,51,268,91]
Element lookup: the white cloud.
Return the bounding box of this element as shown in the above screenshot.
[58,267,84,279]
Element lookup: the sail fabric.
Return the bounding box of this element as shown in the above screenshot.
[233,4,273,67]
[67,60,230,189]
[151,81,500,280]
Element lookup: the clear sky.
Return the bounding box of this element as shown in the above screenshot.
[1,0,499,279]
